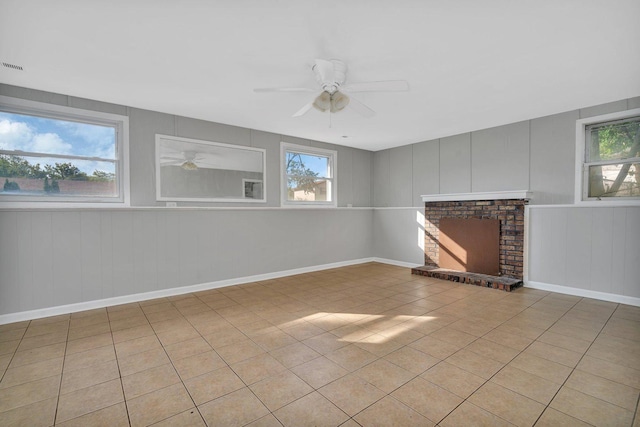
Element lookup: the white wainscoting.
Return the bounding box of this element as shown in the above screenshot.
[0,208,374,322]
[526,205,640,305]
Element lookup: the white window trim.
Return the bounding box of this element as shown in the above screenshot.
[0,95,130,208]
[575,108,640,206]
[281,142,337,207]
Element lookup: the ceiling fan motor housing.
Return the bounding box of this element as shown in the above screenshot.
[313,59,347,94]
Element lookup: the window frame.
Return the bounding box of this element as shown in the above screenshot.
[280,142,337,207]
[575,108,640,205]
[0,95,130,207]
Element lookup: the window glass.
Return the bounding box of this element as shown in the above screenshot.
[0,105,124,202]
[584,116,640,199]
[282,143,336,205]
[587,118,640,162]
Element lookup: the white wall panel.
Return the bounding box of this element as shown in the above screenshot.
[128,108,176,206]
[31,212,54,309]
[352,149,372,207]
[249,130,281,207]
[530,111,578,205]
[0,208,374,316]
[80,211,103,301]
[0,212,18,314]
[337,147,354,207]
[16,213,33,310]
[623,208,640,297]
[590,208,614,293]
[389,145,413,207]
[528,206,640,298]
[439,134,471,194]
[471,121,530,192]
[528,208,568,285]
[579,100,629,119]
[110,211,135,297]
[373,150,390,207]
[51,212,82,306]
[99,212,114,299]
[565,209,593,289]
[132,211,158,293]
[372,209,425,265]
[610,208,627,296]
[412,140,439,207]
[176,116,251,147]
[157,211,182,290]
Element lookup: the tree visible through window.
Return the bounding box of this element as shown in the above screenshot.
[282,143,336,205]
[585,116,640,199]
[0,102,126,203]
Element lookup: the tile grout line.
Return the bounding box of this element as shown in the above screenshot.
[108,307,133,427]
[52,318,70,426]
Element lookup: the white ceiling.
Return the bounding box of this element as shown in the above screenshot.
[1,0,639,152]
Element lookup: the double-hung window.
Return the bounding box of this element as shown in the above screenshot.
[0,96,129,206]
[576,109,640,202]
[281,142,336,206]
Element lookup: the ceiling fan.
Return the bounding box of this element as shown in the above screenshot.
[160,150,207,170]
[254,59,409,118]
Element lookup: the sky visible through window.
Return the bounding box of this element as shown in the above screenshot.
[0,111,116,174]
[287,152,329,177]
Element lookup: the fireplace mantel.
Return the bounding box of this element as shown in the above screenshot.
[421,190,532,203]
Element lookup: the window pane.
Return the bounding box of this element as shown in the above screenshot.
[286,179,330,201]
[588,163,640,198]
[0,155,117,197]
[587,117,640,162]
[285,152,330,178]
[0,111,116,159]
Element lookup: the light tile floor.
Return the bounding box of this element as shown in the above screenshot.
[0,263,639,426]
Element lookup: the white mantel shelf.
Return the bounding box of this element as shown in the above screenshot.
[421,190,532,203]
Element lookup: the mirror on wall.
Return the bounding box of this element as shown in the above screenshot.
[155,135,266,202]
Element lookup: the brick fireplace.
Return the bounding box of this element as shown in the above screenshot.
[411,191,530,291]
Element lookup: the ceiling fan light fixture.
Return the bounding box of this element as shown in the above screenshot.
[312,91,331,112]
[181,160,198,170]
[330,91,349,113]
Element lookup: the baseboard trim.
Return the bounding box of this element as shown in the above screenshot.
[0,257,383,325]
[372,257,423,268]
[526,280,640,307]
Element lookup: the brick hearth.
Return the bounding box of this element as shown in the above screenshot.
[411,197,528,291]
[411,266,523,292]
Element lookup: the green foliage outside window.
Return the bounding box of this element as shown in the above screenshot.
[587,117,640,198]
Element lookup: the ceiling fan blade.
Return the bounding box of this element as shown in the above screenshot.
[292,102,314,117]
[254,87,315,93]
[160,155,185,161]
[161,160,183,166]
[342,80,409,92]
[345,94,376,118]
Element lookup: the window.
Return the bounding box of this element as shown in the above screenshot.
[0,96,129,205]
[576,109,640,203]
[281,142,336,206]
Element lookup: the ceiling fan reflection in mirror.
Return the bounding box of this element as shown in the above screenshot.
[254,59,409,118]
[160,150,206,170]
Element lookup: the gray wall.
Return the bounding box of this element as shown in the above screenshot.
[373,97,640,207]
[0,208,373,315]
[160,167,262,199]
[0,84,373,208]
[372,96,640,299]
[1,83,638,318]
[0,84,375,317]
[528,206,640,299]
